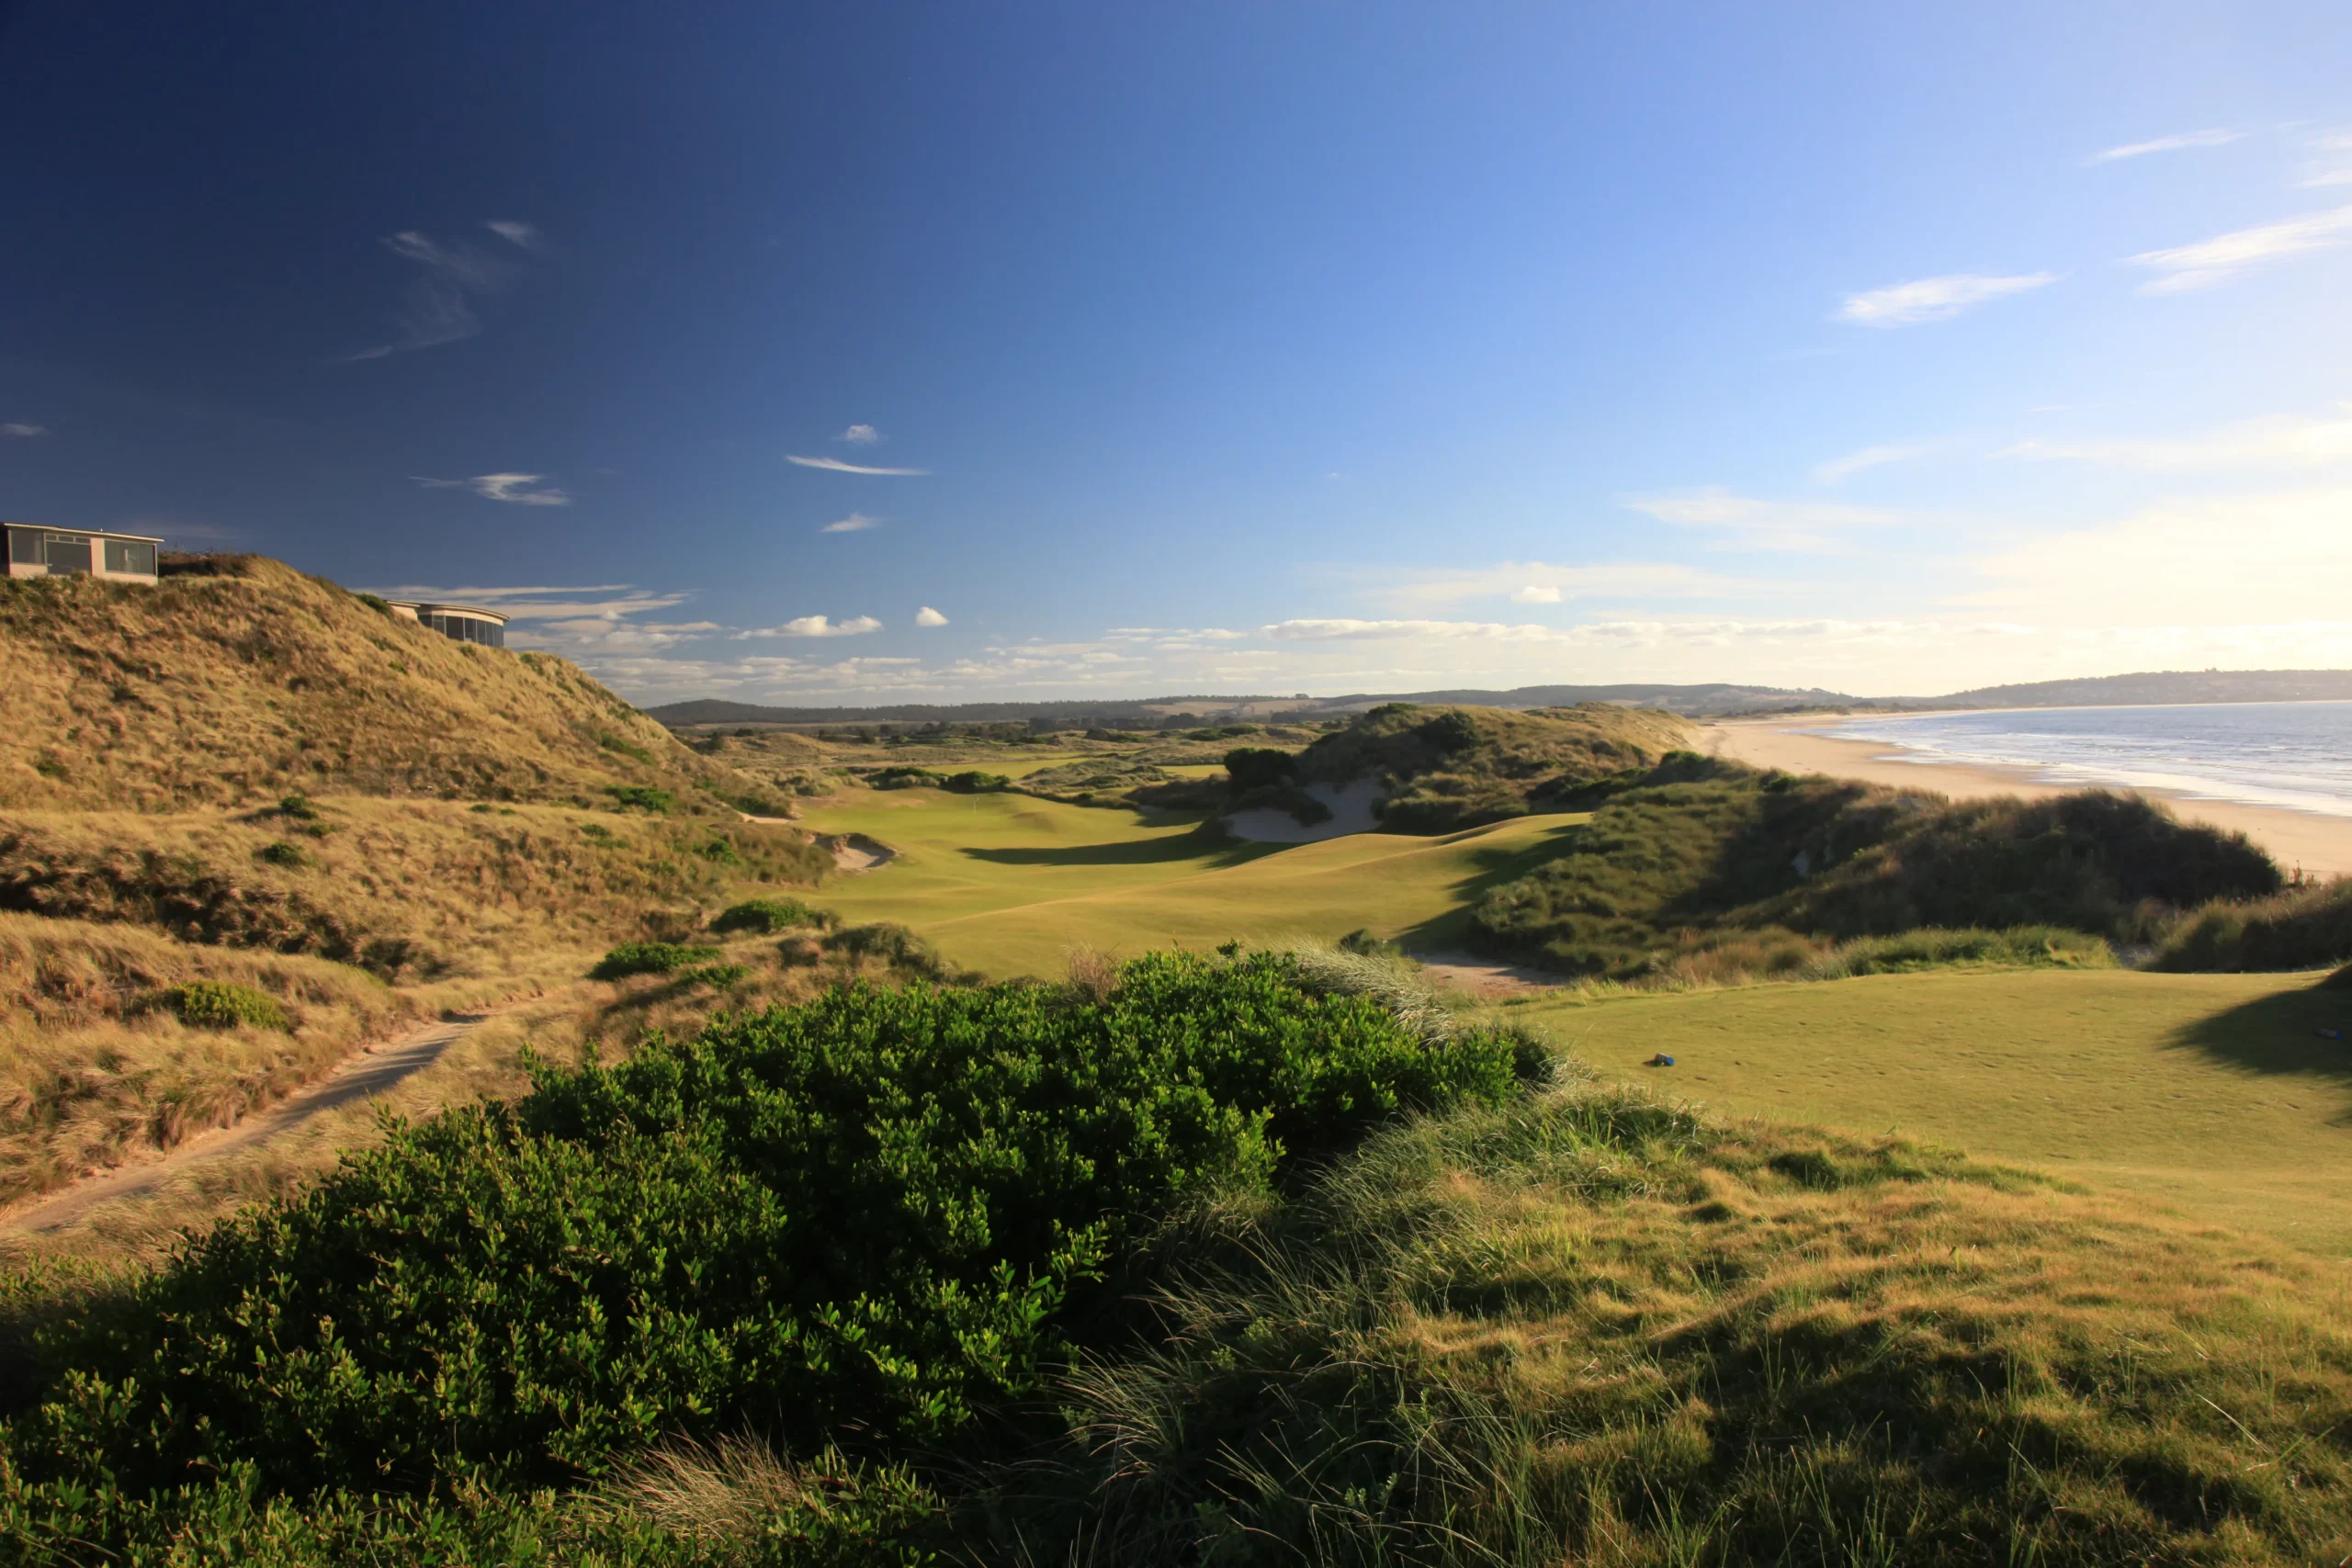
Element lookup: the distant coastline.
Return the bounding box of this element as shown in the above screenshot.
[1703,704,2352,881]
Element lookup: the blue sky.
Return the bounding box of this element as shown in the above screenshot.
[5,1,2350,702]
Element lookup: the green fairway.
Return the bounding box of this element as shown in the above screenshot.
[1510,967,2352,1251]
[801,788,1587,979]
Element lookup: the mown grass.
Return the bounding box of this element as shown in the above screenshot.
[1506,965,2352,1251]
[792,787,1590,976]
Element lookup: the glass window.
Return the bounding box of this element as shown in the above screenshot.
[44,535,91,574]
[103,538,157,575]
[6,528,40,566]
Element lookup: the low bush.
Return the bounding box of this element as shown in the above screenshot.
[711,897,825,934]
[1820,924,2113,976]
[675,963,751,988]
[589,942,720,980]
[2151,876,2352,972]
[254,840,311,869]
[940,770,1010,794]
[822,921,956,978]
[163,980,291,1032]
[605,784,677,814]
[11,952,1526,1495]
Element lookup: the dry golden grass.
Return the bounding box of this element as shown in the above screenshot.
[0,557,760,811]
[0,926,946,1261]
[0,795,829,979]
[0,910,435,1206]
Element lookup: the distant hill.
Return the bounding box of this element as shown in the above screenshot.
[0,555,759,810]
[647,670,2352,728]
[646,682,1845,729]
[1920,669,2352,710]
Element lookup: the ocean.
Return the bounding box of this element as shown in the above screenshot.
[1814,701,2352,818]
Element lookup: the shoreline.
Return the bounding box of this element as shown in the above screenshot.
[1700,716,2352,881]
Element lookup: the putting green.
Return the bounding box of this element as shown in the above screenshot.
[1510,969,2352,1252]
[801,788,1586,980]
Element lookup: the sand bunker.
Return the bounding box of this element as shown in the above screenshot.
[1223,779,1385,843]
[820,832,898,872]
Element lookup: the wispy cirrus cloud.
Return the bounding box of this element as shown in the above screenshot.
[0,423,45,437]
[2128,204,2352,292]
[914,606,949,627]
[1375,558,1747,607]
[346,220,537,361]
[739,615,884,638]
[1838,272,2056,326]
[2002,403,2352,468]
[2087,127,2242,164]
[2305,134,2352,188]
[822,513,881,533]
[1623,488,1906,552]
[1814,442,1930,484]
[787,455,929,476]
[413,472,572,506]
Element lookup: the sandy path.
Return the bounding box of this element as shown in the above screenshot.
[1409,950,1566,997]
[5,1007,514,1235]
[1702,717,2352,881]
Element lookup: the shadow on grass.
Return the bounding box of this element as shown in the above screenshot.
[2168,976,2352,1104]
[1397,818,1588,952]
[961,832,1277,871]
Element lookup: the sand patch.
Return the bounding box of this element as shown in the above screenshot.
[1224,779,1385,843]
[820,832,898,872]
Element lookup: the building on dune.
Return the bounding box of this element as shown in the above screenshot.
[386,600,510,649]
[4,525,162,583]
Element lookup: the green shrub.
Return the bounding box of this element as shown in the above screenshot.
[164,981,291,1032]
[1820,924,2113,977]
[589,942,720,980]
[1223,747,1297,793]
[711,897,824,935]
[675,963,751,988]
[865,766,942,791]
[2151,878,2352,972]
[940,771,1010,795]
[696,839,742,864]
[254,840,311,869]
[823,921,953,978]
[605,785,675,814]
[275,793,319,820]
[597,731,656,764]
[353,592,391,615]
[16,953,1523,1494]
[580,822,620,844]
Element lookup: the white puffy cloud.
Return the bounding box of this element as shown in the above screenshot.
[914,606,949,626]
[740,615,885,638]
[839,423,881,445]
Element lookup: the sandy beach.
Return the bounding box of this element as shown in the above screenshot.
[1701,716,2352,882]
